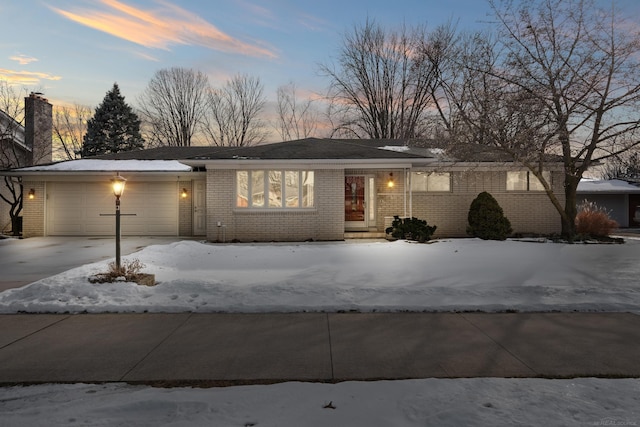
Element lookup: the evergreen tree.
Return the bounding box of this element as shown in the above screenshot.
[467,192,512,241]
[81,83,144,157]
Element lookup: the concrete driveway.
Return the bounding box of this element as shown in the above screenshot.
[0,236,187,291]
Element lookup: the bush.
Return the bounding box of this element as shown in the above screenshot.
[89,258,146,283]
[467,191,512,240]
[576,200,618,237]
[385,216,437,243]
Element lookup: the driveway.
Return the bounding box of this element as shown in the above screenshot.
[0,236,187,291]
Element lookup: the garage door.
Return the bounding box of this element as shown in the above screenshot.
[46,181,178,236]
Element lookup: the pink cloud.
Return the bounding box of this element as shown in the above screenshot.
[50,0,277,59]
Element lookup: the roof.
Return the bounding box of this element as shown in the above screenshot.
[95,138,432,161]
[17,159,192,172]
[6,138,566,175]
[577,179,640,194]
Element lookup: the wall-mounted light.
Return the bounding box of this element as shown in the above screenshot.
[181,188,188,198]
[387,172,395,188]
[28,188,35,200]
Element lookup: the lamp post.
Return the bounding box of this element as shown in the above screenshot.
[111,173,126,270]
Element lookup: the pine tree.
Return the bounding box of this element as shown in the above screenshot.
[81,83,144,157]
[467,191,513,240]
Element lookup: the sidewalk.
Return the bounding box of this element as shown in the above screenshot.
[1,311,638,384]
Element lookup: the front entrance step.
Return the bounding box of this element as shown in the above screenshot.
[344,231,388,239]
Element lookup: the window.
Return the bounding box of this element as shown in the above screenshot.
[411,172,451,192]
[236,170,314,208]
[507,171,551,191]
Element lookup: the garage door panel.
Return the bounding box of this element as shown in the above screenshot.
[47,182,178,236]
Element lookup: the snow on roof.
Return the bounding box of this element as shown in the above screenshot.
[577,179,640,193]
[378,145,410,152]
[19,159,192,172]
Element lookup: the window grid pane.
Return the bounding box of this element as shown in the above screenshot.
[269,171,283,207]
[237,171,248,207]
[237,170,314,208]
[507,171,528,191]
[252,170,265,207]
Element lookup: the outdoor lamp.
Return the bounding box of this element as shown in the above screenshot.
[181,188,188,198]
[111,174,126,198]
[110,173,126,270]
[28,188,35,199]
[387,172,395,188]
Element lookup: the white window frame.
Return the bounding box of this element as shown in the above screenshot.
[410,172,451,192]
[236,170,315,209]
[506,171,551,192]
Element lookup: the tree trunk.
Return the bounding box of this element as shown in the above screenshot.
[562,174,580,239]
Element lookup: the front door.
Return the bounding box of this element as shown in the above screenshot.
[193,180,206,235]
[345,175,370,230]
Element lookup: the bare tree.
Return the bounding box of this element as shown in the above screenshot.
[0,82,29,234]
[436,0,640,237]
[137,67,209,147]
[320,20,445,139]
[52,103,91,160]
[275,82,320,140]
[202,74,268,146]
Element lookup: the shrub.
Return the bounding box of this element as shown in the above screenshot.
[467,191,512,240]
[575,200,618,237]
[89,258,146,283]
[385,216,437,243]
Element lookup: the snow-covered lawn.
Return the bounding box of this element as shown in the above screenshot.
[2,379,638,426]
[2,238,639,426]
[1,238,639,314]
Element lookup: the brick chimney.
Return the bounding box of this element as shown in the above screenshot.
[24,92,52,166]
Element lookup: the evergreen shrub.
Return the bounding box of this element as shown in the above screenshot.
[385,216,437,243]
[467,191,512,240]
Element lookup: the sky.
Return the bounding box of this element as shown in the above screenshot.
[2,0,640,113]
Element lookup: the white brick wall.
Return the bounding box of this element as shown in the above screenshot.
[377,170,564,237]
[206,169,344,242]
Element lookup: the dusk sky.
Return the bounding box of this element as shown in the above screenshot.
[2,0,640,114]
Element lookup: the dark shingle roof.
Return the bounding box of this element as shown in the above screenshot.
[95,138,431,161]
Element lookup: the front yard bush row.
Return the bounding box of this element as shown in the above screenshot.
[387,192,620,243]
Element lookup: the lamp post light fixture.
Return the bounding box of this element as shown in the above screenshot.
[111,173,126,270]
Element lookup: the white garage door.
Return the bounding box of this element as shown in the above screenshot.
[46,181,178,236]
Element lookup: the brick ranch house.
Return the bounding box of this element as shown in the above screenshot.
[6,138,565,241]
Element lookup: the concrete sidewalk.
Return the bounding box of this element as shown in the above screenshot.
[0,312,638,384]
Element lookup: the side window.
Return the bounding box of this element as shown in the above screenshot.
[507,171,550,191]
[411,172,451,192]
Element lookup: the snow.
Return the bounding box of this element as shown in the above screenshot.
[378,145,410,152]
[1,238,639,314]
[2,238,640,426]
[578,178,640,193]
[18,159,192,172]
[1,378,638,426]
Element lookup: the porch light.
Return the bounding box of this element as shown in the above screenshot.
[181,188,188,198]
[28,188,35,199]
[387,173,395,188]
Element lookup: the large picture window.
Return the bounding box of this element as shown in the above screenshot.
[411,172,451,192]
[236,170,314,208]
[507,171,551,191]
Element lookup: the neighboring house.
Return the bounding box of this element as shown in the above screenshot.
[577,179,640,227]
[0,93,52,234]
[6,138,565,241]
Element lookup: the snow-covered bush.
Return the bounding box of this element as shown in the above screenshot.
[467,191,512,240]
